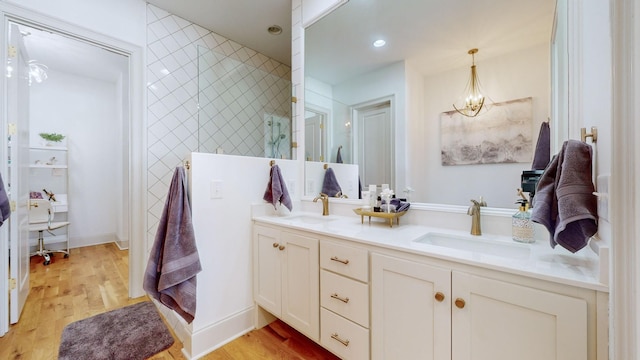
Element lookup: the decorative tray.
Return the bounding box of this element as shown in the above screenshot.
[353,207,408,228]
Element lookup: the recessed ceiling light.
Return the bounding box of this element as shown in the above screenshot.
[268,25,282,35]
[373,39,386,48]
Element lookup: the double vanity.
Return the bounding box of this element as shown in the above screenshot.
[252,207,607,360]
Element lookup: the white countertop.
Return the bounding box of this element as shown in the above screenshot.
[253,211,608,292]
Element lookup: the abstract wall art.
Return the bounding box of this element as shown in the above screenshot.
[440,97,533,166]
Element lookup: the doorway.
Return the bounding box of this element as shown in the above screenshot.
[1,12,142,334]
[304,105,329,162]
[353,98,394,190]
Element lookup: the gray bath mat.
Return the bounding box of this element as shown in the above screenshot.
[58,301,174,360]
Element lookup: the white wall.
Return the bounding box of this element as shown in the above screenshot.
[410,43,550,208]
[169,153,299,358]
[332,61,407,192]
[30,70,122,247]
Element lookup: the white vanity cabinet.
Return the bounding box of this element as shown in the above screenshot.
[371,253,595,360]
[253,224,320,341]
[319,241,370,359]
[451,272,587,360]
[370,253,451,360]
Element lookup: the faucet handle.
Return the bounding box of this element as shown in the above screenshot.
[478,196,487,207]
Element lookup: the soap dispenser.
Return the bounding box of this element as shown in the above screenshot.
[512,198,534,243]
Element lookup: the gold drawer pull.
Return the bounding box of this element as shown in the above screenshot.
[455,298,466,309]
[278,245,285,251]
[272,243,279,248]
[331,333,350,347]
[330,256,349,265]
[330,293,350,303]
[434,292,445,302]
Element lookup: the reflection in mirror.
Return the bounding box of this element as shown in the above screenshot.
[303,0,556,208]
[197,46,292,158]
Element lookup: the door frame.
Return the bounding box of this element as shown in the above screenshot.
[352,96,395,190]
[304,103,330,162]
[0,3,147,336]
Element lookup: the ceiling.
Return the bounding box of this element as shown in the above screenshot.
[146,0,292,66]
[18,24,128,84]
[16,0,555,87]
[305,0,556,85]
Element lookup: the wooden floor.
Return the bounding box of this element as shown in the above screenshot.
[0,243,339,360]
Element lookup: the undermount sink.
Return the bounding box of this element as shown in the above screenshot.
[285,214,337,225]
[412,232,531,259]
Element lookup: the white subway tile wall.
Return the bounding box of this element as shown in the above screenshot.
[146,4,291,247]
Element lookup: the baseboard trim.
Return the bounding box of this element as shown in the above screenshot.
[187,306,255,359]
[153,302,255,359]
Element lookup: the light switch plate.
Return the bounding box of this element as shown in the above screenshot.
[288,180,296,197]
[210,180,223,199]
[306,180,315,194]
[596,174,609,222]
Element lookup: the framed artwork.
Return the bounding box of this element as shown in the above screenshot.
[440,97,533,166]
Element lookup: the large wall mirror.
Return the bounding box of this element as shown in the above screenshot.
[303,0,557,208]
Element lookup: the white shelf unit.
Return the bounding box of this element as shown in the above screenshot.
[29,145,69,251]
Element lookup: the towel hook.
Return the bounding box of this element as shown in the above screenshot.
[581,126,598,143]
[270,160,276,167]
[323,163,329,170]
[184,160,191,170]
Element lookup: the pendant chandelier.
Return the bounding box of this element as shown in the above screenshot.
[453,48,490,118]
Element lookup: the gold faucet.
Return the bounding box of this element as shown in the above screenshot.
[313,193,330,216]
[468,199,486,235]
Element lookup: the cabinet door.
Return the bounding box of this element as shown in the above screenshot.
[281,231,320,341]
[253,225,282,317]
[452,272,587,360]
[371,253,451,360]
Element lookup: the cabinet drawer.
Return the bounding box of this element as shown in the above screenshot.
[321,308,370,360]
[321,270,369,328]
[320,241,368,282]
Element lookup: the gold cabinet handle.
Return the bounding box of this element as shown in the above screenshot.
[278,245,285,251]
[455,298,466,309]
[435,292,445,302]
[330,256,349,265]
[331,333,350,347]
[330,293,350,303]
[272,243,279,248]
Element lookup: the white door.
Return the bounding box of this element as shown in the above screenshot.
[452,272,587,360]
[355,102,392,189]
[8,22,31,324]
[371,253,452,360]
[305,113,323,161]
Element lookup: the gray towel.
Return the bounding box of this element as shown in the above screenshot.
[263,165,292,211]
[144,167,202,324]
[532,121,551,170]
[0,173,9,225]
[322,168,342,197]
[531,140,597,253]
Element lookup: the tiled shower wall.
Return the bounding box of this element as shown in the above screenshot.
[146,5,291,246]
[198,48,291,158]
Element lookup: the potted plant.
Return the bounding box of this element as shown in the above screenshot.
[39,132,65,146]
